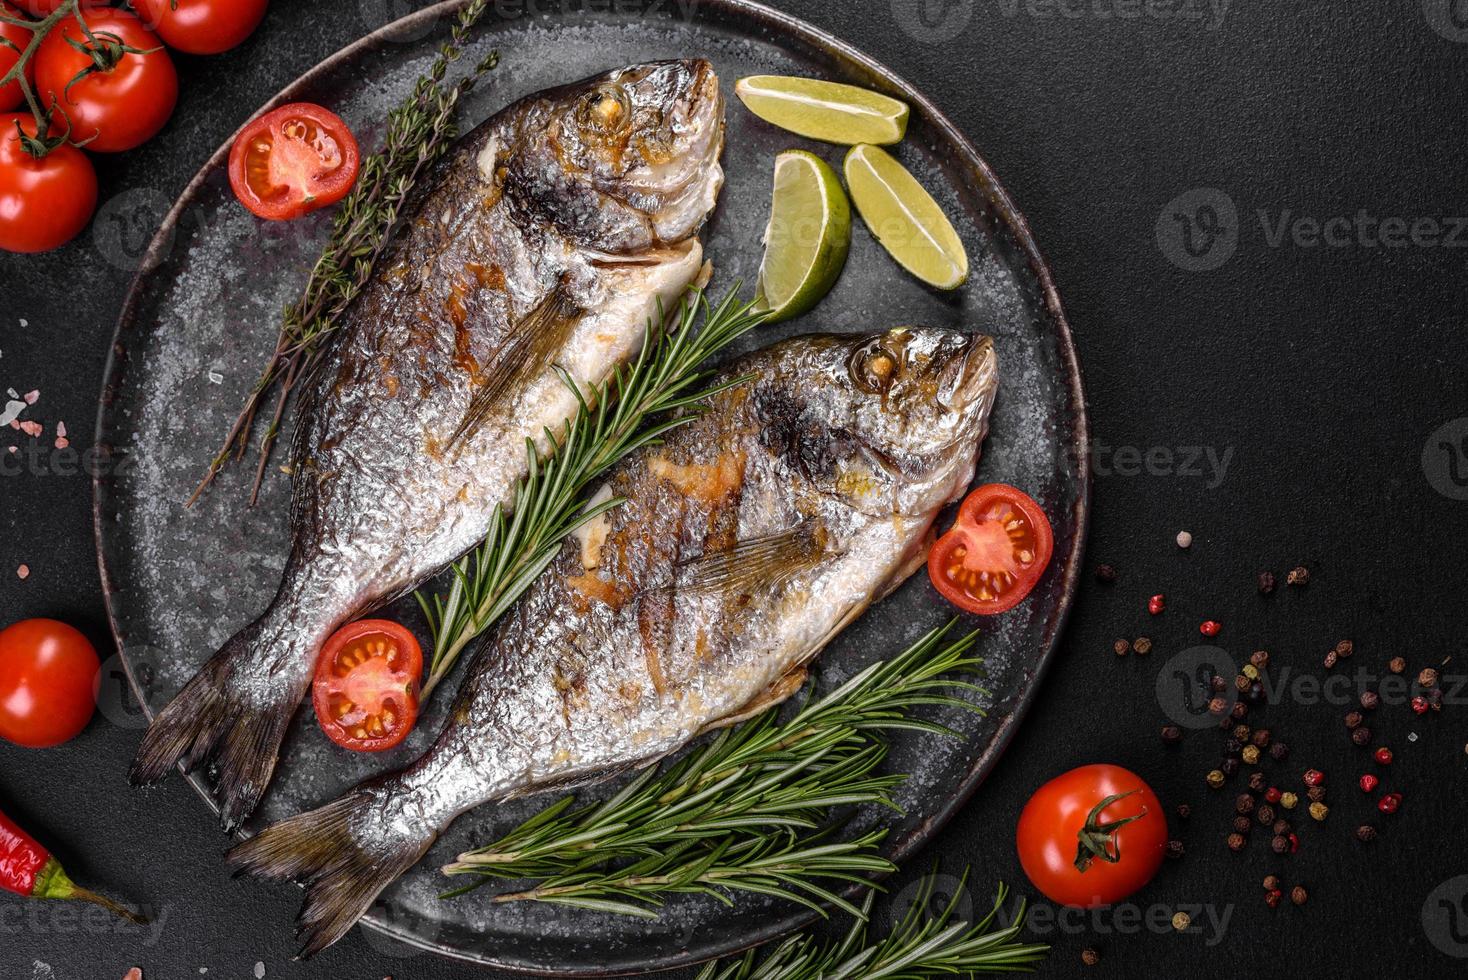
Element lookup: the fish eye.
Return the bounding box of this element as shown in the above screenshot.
[849,342,901,395]
[576,86,632,137]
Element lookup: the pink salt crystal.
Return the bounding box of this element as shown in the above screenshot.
[22,390,37,405]
[16,565,28,580]
[19,420,41,437]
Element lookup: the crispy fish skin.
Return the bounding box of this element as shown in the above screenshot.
[228,327,999,956]
[132,61,726,830]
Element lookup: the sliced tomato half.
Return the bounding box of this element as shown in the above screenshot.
[928,483,1054,615]
[311,619,422,753]
[227,101,360,220]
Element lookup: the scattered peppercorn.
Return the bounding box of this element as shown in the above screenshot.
[1236,793,1256,815]
[1258,571,1276,595]
[1303,769,1325,787]
[1256,804,1275,825]
[1081,948,1100,967]
[1307,786,1326,803]
[1233,723,1252,741]
[1419,667,1439,688]
[1176,803,1192,820]
[1344,711,1362,730]
[1220,758,1240,776]
[1265,888,1282,908]
[1323,650,1338,669]
[1375,747,1393,765]
[1335,640,1354,659]
[1209,696,1229,716]
[1207,769,1226,789]
[1251,729,1270,748]
[1360,690,1380,711]
[1234,674,1252,694]
[1287,566,1310,586]
[1359,774,1379,793]
[1223,737,1243,757]
[1309,802,1329,822]
[1200,620,1221,637]
[1356,824,1377,842]
[1227,833,1247,852]
[1161,724,1183,744]
[1210,674,1227,693]
[1270,741,1289,761]
[1232,815,1253,834]
[1246,681,1264,703]
[1270,835,1289,855]
[1232,701,1250,721]
[1280,791,1298,810]
[1242,745,1261,765]
[1378,793,1402,814]
[1172,912,1191,931]
[1412,695,1430,715]
[1273,819,1291,835]
[1133,636,1153,655]
[1290,885,1307,906]
[1166,839,1185,860]
[1148,594,1166,615]
[1113,638,1131,656]
[1250,650,1270,670]
[1263,874,1280,891]
[1264,786,1281,804]
[1095,564,1117,584]
[1388,657,1406,674]
[1247,771,1267,793]
[1242,664,1259,682]
[1352,727,1373,746]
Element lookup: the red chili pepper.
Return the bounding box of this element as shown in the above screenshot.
[0,808,144,923]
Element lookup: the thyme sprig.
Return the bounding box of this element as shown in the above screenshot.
[415,288,766,698]
[192,0,498,505]
[442,623,986,915]
[697,875,1048,980]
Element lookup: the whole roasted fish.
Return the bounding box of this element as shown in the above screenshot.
[132,61,727,829]
[227,327,999,956]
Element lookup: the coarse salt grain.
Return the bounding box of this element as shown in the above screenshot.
[16,565,29,580]
[22,390,37,405]
[19,420,41,437]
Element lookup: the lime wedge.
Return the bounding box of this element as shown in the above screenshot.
[843,144,968,290]
[735,75,908,146]
[755,150,851,323]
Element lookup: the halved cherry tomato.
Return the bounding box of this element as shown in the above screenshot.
[1016,764,1166,908]
[132,0,268,56]
[0,619,101,749]
[928,483,1054,615]
[227,102,360,221]
[0,112,98,254]
[33,7,177,153]
[0,5,34,114]
[311,619,421,753]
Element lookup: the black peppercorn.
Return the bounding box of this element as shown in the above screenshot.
[1166,839,1185,860]
[1227,832,1247,852]
[1250,650,1270,670]
[1133,636,1153,656]
[1113,638,1131,656]
[1231,701,1249,721]
[1095,564,1117,585]
[1082,948,1101,967]
[1419,667,1440,688]
[1388,657,1406,674]
[1232,815,1253,834]
[1360,690,1380,710]
[1356,824,1377,843]
[1208,696,1229,716]
[1234,674,1251,694]
[1161,724,1183,744]
[1251,728,1270,747]
[1176,803,1192,820]
[1210,675,1227,693]
[1247,771,1267,793]
[1324,650,1338,669]
[1271,835,1289,854]
[1236,793,1256,815]
[1335,640,1354,659]
[1287,566,1310,586]
[1273,819,1290,835]
[1270,741,1289,761]
[1263,874,1280,891]
[1352,726,1372,746]
[1232,723,1251,741]
[1307,785,1327,803]
[1345,711,1362,730]
[1256,804,1275,825]
[1258,571,1276,594]
[1291,885,1307,906]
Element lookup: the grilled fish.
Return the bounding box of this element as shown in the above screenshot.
[132,61,727,829]
[228,327,999,956]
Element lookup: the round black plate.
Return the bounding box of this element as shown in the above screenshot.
[94,0,1088,972]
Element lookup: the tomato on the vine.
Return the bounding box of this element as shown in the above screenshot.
[10,0,66,15]
[132,0,268,55]
[928,483,1054,615]
[0,112,97,253]
[311,619,421,753]
[228,101,360,221]
[1016,764,1166,908]
[0,4,33,113]
[0,619,101,749]
[34,7,177,153]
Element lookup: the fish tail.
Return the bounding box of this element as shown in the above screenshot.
[130,606,316,831]
[227,784,436,958]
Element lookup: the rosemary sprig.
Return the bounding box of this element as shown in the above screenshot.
[696,875,1048,980]
[192,0,498,505]
[415,288,766,698]
[442,623,986,913]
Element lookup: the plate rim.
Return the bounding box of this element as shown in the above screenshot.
[92,0,1091,973]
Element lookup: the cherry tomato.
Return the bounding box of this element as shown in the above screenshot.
[34,7,176,153]
[928,483,1054,615]
[311,619,421,753]
[132,0,267,55]
[228,102,360,221]
[0,619,101,749]
[0,112,97,253]
[0,5,33,113]
[1016,764,1166,908]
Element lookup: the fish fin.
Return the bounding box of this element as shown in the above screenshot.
[697,666,809,735]
[677,520,831,597]
[449,280,584,448]
[227,786,435,959]
[130,609,312,832]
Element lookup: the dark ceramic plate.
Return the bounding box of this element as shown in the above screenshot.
[94,0,1088,972]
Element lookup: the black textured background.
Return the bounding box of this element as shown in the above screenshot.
[3,1,1468,977]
